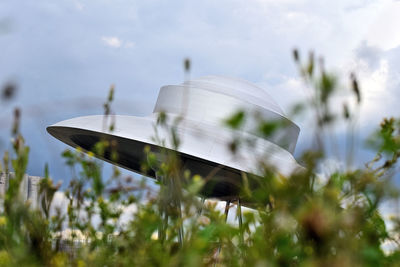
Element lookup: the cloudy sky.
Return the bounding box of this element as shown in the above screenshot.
[1,0,400,184]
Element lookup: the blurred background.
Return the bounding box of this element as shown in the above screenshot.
[1,0,400,186]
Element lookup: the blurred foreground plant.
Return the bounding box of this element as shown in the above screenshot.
[0,54,400,267]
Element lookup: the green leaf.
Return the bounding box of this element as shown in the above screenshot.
[258,121,279,137]
[225,110,245,129]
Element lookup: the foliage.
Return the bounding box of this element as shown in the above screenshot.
[0,53,400,266]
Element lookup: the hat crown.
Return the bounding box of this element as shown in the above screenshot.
[183,76,285,115]
[153,76,300,154]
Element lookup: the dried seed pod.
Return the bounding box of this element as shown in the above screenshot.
[293,48,300,62]
[1,82,17,101]
[184,58,191,72]
[350,73,361,103]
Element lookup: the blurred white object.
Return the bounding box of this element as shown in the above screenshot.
[47,76,301,205]
[0,172,42,209]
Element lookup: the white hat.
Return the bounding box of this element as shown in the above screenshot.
[47,76,301,204]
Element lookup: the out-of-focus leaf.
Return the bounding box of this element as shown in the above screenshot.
[258,121,279,137]
[225,110,245,129]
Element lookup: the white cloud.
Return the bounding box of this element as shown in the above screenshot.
[366,1,400,51]
[74,1,84,11]
[101,36,122,48]
[101,36,135,49]
[349,40,400,129]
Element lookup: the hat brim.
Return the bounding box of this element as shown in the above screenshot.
[47,115,302,206]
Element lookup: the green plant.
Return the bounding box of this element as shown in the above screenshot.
[0,52,400,266]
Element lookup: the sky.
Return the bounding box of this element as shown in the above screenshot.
[1,0,400,185]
